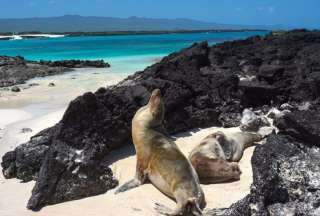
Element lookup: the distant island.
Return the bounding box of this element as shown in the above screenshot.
[0,15,289,33]
[0,29,270,40]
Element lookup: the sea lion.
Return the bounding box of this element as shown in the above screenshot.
[189,131,262,184]
[115,89,206,216]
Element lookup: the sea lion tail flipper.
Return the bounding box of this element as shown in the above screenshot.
[186,198,202,216]
[196,158,241,184]
[154,203,173,216]
[155,199,203,216]
[257,126,275,139]
[114,179,141,194]
[203,208,227,216]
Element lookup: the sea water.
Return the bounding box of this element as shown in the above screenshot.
[0,31,268,74]
[0,31,269,154]
[0,31,268,119]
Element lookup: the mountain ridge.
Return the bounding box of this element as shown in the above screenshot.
[0,15,289,33]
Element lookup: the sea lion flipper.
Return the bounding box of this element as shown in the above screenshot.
[154,203,173,216]
[155,198,203,216]
[114,179,141,194]
[203,208,227,216]
[192,157,242,184]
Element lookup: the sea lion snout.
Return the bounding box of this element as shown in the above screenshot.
[151,88,161,98]
[148,89,164,120]
[149,89,162,105]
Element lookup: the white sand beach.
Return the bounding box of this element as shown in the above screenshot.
[0,122,255,216]
[0,67,128,155]
[0,69,256,216]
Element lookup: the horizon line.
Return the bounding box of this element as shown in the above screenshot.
[0,14,294,28]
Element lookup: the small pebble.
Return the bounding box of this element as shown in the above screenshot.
[132,208,142,212]
[29,83,39,87]
[21,128,33,133]
[11,86,21,92]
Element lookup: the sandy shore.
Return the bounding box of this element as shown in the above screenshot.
[0,68,127,215]
[0,67,128,154]
[0,68,128,109]
[0,124,255,216]
[0,69,255,216]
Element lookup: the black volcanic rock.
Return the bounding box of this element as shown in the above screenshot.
[39,59,110,68]
[275,105,320,147]
[26,134,118,211]
[11,86,21,92]
[0,56,110,87]
[0,55,25,66]
[2,30,320,210]
[0,57,69,87]
[210,107,320,216]
[1,128,53,182]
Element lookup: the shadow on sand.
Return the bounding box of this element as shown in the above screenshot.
[103,144,136,166]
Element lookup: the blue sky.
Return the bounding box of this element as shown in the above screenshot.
[1,0,319,28]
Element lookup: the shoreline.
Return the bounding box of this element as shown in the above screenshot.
[0,56,110,88]
[0,50,165,89]
[0,68,128,108]
[0,29,269,39]
[0,68,128,154]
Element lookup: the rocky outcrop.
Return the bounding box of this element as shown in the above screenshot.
[0,56,110,87]
[2,128,53,181]
[39,59,110,68]
[275,106,320,147]
[211,104,320,215]
[2,30,320,210]
[0,56,68,87]
[11,86,21,92]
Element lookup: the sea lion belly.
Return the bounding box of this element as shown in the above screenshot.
[148,167,173,198]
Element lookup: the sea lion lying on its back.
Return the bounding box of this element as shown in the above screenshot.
[115,89,206,216]
[189,131,262,184]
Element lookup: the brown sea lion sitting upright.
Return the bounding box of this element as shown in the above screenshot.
[115,89,206,216]
[189,131,262,184]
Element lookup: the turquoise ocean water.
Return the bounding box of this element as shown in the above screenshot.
[0,31,268,73]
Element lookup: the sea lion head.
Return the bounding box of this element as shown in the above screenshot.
[207,131,226,142]
[149,88,164,114]
[134,89,165,128]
